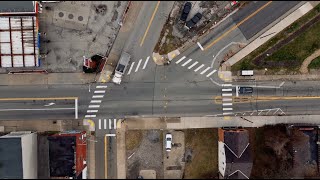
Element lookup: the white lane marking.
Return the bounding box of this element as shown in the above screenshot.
[236,86,239,97]
[223,112,233,115]
[127,62,135,75]
[223,84,232,87]
[89,105,100,108]
[188,61,198,69]
[96,85,108,88]
[44,102,55,107]
[222,93,232,96]
[114,119,117,129]
[109,119,112,129]
[223,103,233,106]
[143,56,150,69]
[99,119,101,129]
[223,108,233,111]
[104,119,107,129]
[90,100,102,103]
[222,98,232,101]
[175,56,186,64]
[86,114,96,118]
[94,90,105,94]
[200,67,211,75]
[206,70,217,77]
[106,134,116,136]
[222,88,232,92]
[92,95,104,98]
[197,42,204,51]
[194,64,205,72]
[135,59,142,72]
[87,110,98,113]
[181,59,192,67]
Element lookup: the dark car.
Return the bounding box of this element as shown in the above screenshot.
[180,2,192,21]
[185,13,202,29]
[238,87,253,94]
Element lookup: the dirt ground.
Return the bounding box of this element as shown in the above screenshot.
[154,1,236,55]
[248,125,320,179]
[183,128,218,179]
[126,130,164,179]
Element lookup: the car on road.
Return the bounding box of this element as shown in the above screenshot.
[238,86,253,94]
[185,12,202,29]
[180,2,192,22]
[165,133,172,151]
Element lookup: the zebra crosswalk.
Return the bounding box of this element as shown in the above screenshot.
[98,119,118,130]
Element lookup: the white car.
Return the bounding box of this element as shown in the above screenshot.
[165,133,172,151]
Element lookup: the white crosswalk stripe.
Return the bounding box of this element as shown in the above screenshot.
[97,119,118,130]
[104,119,107,129]
[222,93,232,96]
[222,98,232,101]
[206,70,217,77]
[127,62,135,75]
[200,67,211,75]
[188,61,198,69]
[175,56,186,64]
[222,89,232,92]
[223,84,232,87]
[99,119,101,129]
[89,105,100,108]
[135,59,142,72]
[92,95,104,98]
[114,119,117,129]
[223,103,233,106]
[109,119,112,129]
[223,112,233,115]
[96,85,108,88]
[181,59,192,67]
[87,110,98,113]
[90,100,102,103]
[223,108,233,111]
[94,90,105,94]
[85,114,96,118]
[143,56,150,69]
[194,64,204,72]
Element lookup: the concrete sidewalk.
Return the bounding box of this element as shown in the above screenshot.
[0,73,96,85]
[222,1,319,69]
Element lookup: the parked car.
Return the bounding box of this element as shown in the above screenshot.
[185,13,202,29]
[165,133,172,151]
[180,2,192,21]
[237,86,253,94]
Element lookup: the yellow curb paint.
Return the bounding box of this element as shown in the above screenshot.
[224,116,231,120]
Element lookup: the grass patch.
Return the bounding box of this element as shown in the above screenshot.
[183,129,218,179]
[308,56,320,69]
[126,130,143,151]
[232,3,320,73]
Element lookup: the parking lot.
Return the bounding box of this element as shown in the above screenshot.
[38,1,127,72]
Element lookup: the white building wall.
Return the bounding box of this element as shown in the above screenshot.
[218,141,226,177]
[21,132,38,179]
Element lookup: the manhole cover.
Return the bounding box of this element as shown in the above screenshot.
[58,12,64,17]
[78,16,83,21]
[68,14,74,19]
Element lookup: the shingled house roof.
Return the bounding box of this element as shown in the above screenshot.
[221,129,253,179]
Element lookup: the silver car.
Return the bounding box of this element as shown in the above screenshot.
[165,133,172,151]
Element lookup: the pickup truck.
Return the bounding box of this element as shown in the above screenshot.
[112,52,131,84]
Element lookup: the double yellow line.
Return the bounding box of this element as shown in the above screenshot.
[204,1,272,50]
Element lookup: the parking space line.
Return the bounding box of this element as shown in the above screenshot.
[96,86,108,88]
[194,64,205,72]
[87,110,98,113]
[181,59,192,66]
[206,69,217,77]
[223,108,233,111]
[90,100,102,103]
[99,119,101,129]
[222,89,232,92]
[175,56,186,64]
[135,59,142,72]
[188,61,198,69]
[127,62,135,75]
[104,119,107,129]
[86,114,96,118]
[143,56,150,69]
[223,103,233,106]
[89,105,100,108]
[200,67,211,74]
[94,90,105,94]
[92,95,104,98]
[222,93,232,96]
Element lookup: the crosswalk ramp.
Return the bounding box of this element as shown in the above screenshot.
[97,119,118,130]
[173,56,217,78]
